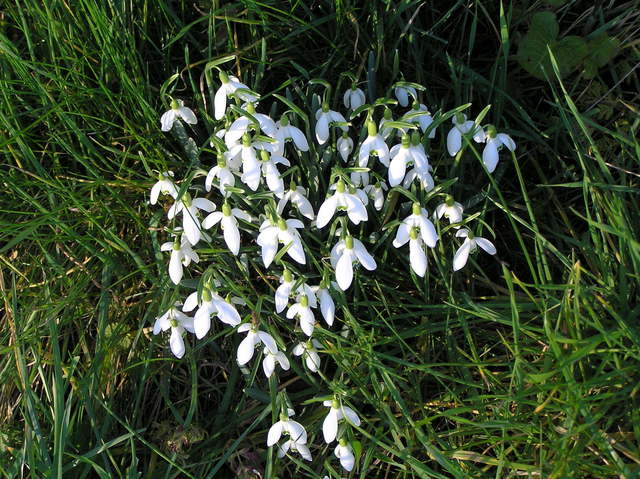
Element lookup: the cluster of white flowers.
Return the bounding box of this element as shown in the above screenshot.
[148,71,515,473]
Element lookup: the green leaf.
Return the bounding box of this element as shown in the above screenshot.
[587,34,620,68]
[554,35,588,78]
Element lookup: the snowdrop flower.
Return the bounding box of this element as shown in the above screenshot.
[480,125,516,173]
[349,170,369,188]
[316,180,368,229]
[388,134,429,187]
[183,286,241,339]
[343,85,366,110]
[277,436,312,461]
[313,283,335,326]
[315,103,348,145]
[402,165,435,192]
[394,84,417,107]
[262,347,290,378]
[363,181,387,211]
[167,194,216,246]
[393,203,439,250]
[293,339,323,372]
[153,304,195,359]
[453,228,497,271]
[337,132,354,162]
[404,102,435,138]
[334,439,356,471]
[330,235,377,291]
[322,398,361,443]
[233,133,277,191]
[446,113,485,156]
[160,99,197,132]
[286,294,316,336]
[236,323,278,365]
[434,195,464,225]
[277,183,315,220]
[396,226,429,277]
[256,217,306,267]
[205,157,236,196]
[214,71,257,120]
[150,171,178,205]
[160,234,199,285]
[358,121,390,167]
[224,103,276,146]
[274,269,295,314]
[275,115,309,152]
[254,150,289,197]
[267,413,308,448]
[202,202,251,255]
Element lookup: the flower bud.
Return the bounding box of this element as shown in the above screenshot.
[170,98,179,110]
[300,295,309,307]
[336,180,346,193]
[321,102,330,113]
[219,71,230,84]
[445,195,455,207]
[367,120,377,137]
[412,202,421,216]
[279,115,289,127]
[345,235,354,250]
[283,269,293,283]
[222,202,231,216]
[260,149,270,162]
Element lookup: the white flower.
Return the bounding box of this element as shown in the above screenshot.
[316,180,368,229]
[202,202,251,255]
[167,194,216,246]
[150,171,178,205]
[286,294,316,336]
[274,269,316,314]
[275,115,309,152]
[315,104,348,145]
[293,339,323,372]
[236,323,278,365]
[183,287,242,339]
[337,132,354,162]
[330,235,377,291]
[479,125,516,173]
[255,150,290,197]
[446,113,485,156]
[256,217,306,267]
[262,347,290,378]
[402,166,435,192]
[277,184,315,220]
[160,234,199,285]
[313,284,335,326]
[393,203,439,249]
[434,196,464,225]
[358,121,390,167]
[363,181,387,211]
[277,437,312,461]
[453,228,497,271]
[153,304,195,359]
[322,399,361,443]
[394,226,429,277]
[388,134,429,187]
[334,439,356,471]
[224,103,276,146]
[214,71,257,120]
[231,133,278,191]
[403,103,435,137]
[160,99,197,132]
[394,84,417,107]
[343,86,366,110]
[205,158,236,197]
[267,413,308,447]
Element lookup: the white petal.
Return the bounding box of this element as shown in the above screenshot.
[275,283,292,313]
[335,251,354,291]
[388,151,408,186]
[292,193,315,220]
[483,140,499,173]
[276,351,290,370]
[393,223,410,248]
[395,87,409,107]
[290,127,309,151]
[214,299,241,326]
[169,251,183,284]
[202,211,223,229]
[258,331,278,354]
[353,240,376,271]
[263,354,276,378]
[342,406,361,426]
[343,89,351,108]
[214,86,228,120]
[182,292,199,312]
[192,198,216,212]
[344,195,368,224]
[296,443,312,461]
[150,182,162,205]
[418,216,439,248]
[316,195,338,229]
[160,110,176,132]
[315,114,330,145]
[306,350,321,372]
[339,447,355,471]
[267,421,284,447]
[453,240,473,271]
[177,106,197,125]
[497,133,516,151]
[353,89,366,109]
[447,127,462,156]
[322,409,339,443]
[475,237,497,255]
[319,290,335,326]
[237,334,256,365]
[169,327,185,358]
[222,216,241,255]
[182,208,201,245]
[193,308,211,339]
[409,239,427,277]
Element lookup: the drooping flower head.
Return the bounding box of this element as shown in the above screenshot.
[160,99,197,132]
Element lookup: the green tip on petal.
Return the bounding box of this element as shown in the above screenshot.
[367,121,377,137]
[336,180,346,193]
[219,71,229,83]
[222,202,231,216]
[170,98,179,110]
[169,318,179,328]
[412,202,421,216]
[409,227,419,240]
[345,235,354,249]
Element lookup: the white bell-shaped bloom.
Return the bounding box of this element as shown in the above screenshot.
[349,170,369,188]
[214,71,257,120]
[394,84,417,107]
[153,304,195,359]
[453,228,497,271]
[150,171,178,205]
[322,399,361,443]
[262,347,290,378]
[358,121,390,167]
[160,99,197,132]
[434,196,464,225]
[167,194,216,246]
[343,86,366,110]
[286,294,316,336]
[267,412,308,447]
[446,113,485,156]
[388,134,429,187]
[224,103,276,146]
[393,226,429,277]
[274,269,295,313]
[277,184,315,220]
[315,104,348,145]
[363,181,387,211]
[254,150,290,197]
[277,437,312,461]
[160,235,199,285]
[337,132,354,162]
[312,284,335,326]
[293,339,323,372]
[205,157,236,197]
[230,133,278,191]
[236,323,278,365]
[393,203,439,249]
[274,115,309,152]
[256,217,306,267]
[478,125,516,173]
[402,166,435,192]
[334,439,356,471]
[183,287,241,339]
[316,180,368,229]
[330,235,377,291]
[403,102,435,137]
[202,203,251,255]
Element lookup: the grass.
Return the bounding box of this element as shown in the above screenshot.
[1,0,639,477]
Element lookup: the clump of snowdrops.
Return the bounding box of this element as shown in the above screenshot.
[148,67,515,474]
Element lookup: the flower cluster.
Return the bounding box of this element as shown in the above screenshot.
[148,72,514,473]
